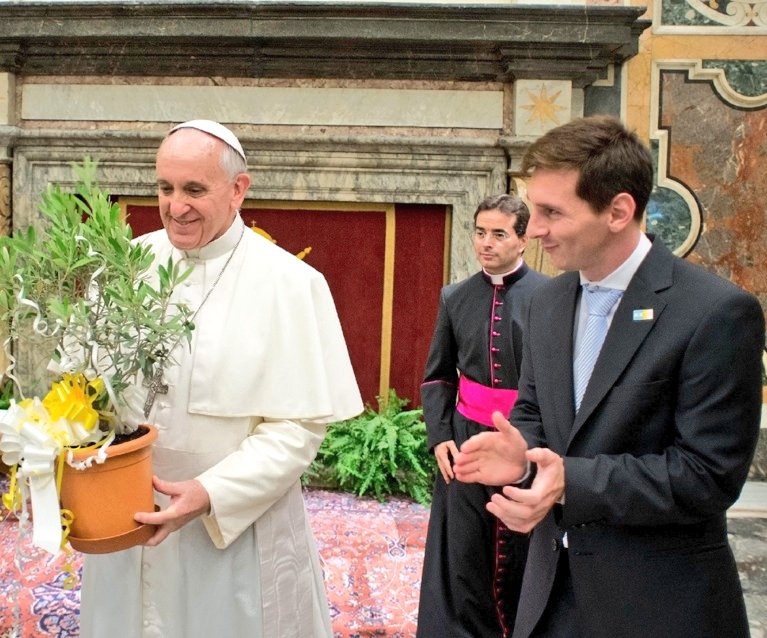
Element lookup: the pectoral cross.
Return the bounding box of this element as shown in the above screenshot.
[143,366,169,418]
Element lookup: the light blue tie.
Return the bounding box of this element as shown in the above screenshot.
[573,285,623,411]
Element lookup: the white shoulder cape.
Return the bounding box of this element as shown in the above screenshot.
[140,222,363,423]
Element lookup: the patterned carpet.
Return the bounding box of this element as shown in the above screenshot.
[0,488,429,638]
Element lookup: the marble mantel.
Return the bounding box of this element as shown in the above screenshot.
[0,2,649,87]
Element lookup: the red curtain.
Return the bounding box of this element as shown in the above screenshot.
[390,204,446,409]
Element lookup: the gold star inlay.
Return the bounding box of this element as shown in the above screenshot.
[522,86,568,127]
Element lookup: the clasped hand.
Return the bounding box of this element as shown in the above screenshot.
[134,476,211,546]
[453,411,565,534]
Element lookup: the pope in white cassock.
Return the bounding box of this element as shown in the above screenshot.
[78,120,363,638]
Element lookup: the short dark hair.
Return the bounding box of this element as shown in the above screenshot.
[473,193,530,236]
[521,116,654,221]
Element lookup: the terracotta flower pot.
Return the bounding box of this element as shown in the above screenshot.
[59,423,158,554]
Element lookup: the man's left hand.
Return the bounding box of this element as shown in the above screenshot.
[487,447,565,534]
[134,476,211,546]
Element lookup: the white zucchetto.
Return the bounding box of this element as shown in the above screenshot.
[169,119,247,162]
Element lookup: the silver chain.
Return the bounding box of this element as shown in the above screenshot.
[185,222,245,326]
[143,222,246,417]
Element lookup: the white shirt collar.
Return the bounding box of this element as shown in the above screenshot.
[579,233,652,291]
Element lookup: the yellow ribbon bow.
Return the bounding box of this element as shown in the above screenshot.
[41,373,104,434]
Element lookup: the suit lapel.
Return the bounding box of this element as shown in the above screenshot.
[545,274,580,450]
[569,239,674,445]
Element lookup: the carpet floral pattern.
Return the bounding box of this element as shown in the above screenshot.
[0,488,429,638]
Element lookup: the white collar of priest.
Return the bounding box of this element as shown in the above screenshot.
[483,258,525,286]
[182,214,245,261]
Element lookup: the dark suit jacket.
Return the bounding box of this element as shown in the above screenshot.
[511,237,765,638]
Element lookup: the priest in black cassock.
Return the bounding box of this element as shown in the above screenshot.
[416,194,548,638]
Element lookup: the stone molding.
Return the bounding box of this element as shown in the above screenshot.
[0,2,649,87]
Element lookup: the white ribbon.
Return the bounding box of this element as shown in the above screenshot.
[14,274,66,339]
[66,430,114,471]
[0,401,108,555]
[0,404,63,554]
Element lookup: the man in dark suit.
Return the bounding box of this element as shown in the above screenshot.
[453,115,765,638]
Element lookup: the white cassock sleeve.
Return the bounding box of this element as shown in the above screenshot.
[195,417,326,549]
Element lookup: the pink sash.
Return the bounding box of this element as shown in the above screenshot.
[456,376,518,428]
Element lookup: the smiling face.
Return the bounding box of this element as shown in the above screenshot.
[155,129,250,251]
[525,167,639,281]
[473,209,528,275]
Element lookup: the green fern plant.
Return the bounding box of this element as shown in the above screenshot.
[304,389,436,505]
